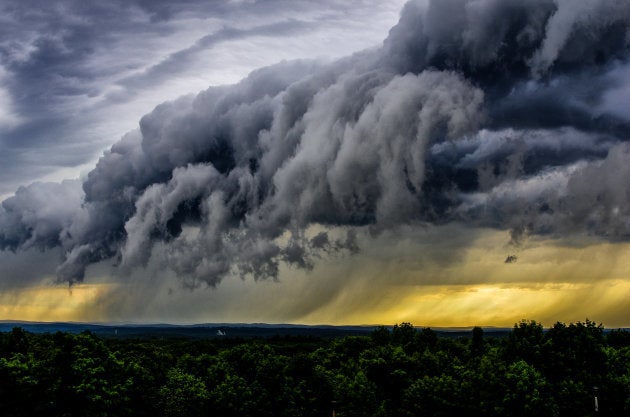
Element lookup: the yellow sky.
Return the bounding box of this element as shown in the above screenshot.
[2,226,630,327]
[0,284,117,323]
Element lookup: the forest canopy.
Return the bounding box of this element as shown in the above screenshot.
[1,320,629,417]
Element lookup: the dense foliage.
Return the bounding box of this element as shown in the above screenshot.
[1,320,629,416]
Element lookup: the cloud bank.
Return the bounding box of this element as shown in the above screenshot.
[1,0,630,291]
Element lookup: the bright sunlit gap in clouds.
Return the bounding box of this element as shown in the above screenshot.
[0,284,116,323]
[4,228,630,327]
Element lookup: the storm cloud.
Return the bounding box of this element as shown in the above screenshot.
[1,0,630,289]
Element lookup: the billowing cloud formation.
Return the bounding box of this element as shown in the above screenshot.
[1,0,630,289]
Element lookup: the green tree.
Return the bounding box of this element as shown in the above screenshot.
[471,326,485,358]
[159,368,209,417]
[371,326,391,346]
[402,374,464,417]
[504,320,544,365]
[392,323,416,353]
[0,353,47,417]
[541,320,606,416]
[501,360,557,417]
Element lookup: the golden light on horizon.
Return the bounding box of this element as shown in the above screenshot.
[2,228,630,328]
[351,280,630,328]
[0,283,117,323]
[287,229,630,328]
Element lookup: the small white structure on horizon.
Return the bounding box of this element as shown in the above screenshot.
[217,329,226,336]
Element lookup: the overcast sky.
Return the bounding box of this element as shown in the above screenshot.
[0,0,406,198]
[1,0,630,327]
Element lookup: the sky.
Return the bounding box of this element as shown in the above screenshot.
[1,0,630,327]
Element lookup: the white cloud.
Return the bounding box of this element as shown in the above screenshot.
[0,0,407,196]
[0,88,21,130]
[0,69,22,130]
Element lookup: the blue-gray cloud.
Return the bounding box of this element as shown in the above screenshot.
[114,20,318,96]
[0,0,402,196]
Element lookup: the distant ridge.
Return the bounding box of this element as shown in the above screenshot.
[0,321,379,339]
[0,320,522,339]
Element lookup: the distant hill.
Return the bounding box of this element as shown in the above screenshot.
[0,320,515,339]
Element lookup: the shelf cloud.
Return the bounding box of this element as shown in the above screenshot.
[1,0,629,293]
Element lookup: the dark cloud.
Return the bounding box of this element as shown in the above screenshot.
[0,180,82,251]
[504,255,518,264]
[0,248,63,289]
[1,0,630,290]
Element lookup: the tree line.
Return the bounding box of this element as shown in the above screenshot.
[1,320,629,416]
